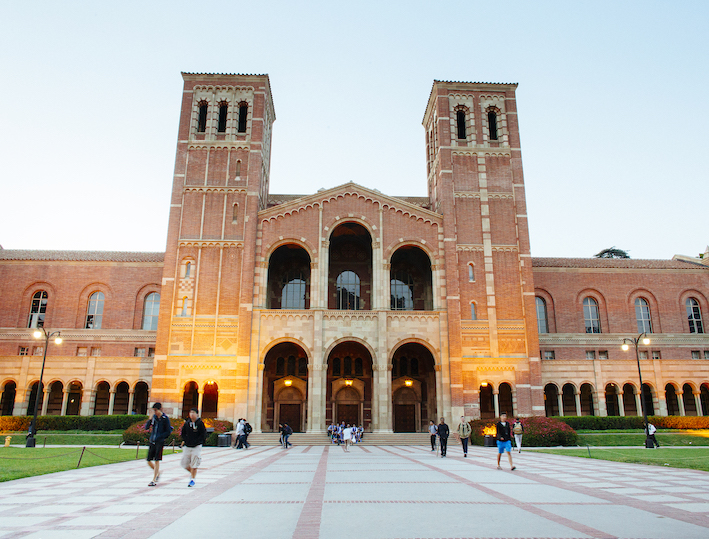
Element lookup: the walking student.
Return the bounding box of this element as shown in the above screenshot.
[457,416,471,457]
[495,412,516,470]
[437,417,449,457]
[428,420,437,451]
[647,422,660,448]
[180,407,206,487]
[282,423,293,448]
[145,402,171,487]
[512,417,524,452]
[234,418,246,449]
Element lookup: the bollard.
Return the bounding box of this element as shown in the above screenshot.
[136,441,140,459]
[4,436,10,447]
[43,437,46,448]
[77,446,86,468]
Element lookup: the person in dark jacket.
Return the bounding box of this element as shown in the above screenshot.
[495,412,516,470]
[180,407,206,487]
[145,402,172,486]
[437,417,450,457]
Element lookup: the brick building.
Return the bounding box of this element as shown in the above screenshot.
[1,73,708,431]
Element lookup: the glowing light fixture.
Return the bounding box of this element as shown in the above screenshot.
[481,382,488,387]
[404,379,413,387]
[344,379,353,386]
[642,337,650,345]
[621,343,629,351]
[33,330,42,339]
[284,379,293,386]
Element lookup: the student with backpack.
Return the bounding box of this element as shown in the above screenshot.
[282,423,293,448]
[243,420,252,448]
[512,417,524,452]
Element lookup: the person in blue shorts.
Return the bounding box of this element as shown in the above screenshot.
[495,412,516,471]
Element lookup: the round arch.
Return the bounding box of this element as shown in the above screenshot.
[385,240,436,263]
[263,238,316,263]
[325,217,376,240]
[324,336,376,364]
[260,338,312,365]
[388,338,438,365]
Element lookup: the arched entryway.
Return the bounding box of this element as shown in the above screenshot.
[562,383,576,415]
[329,223,372,310]
[580,383,595,415]
[27,382,43,416]
[641,383,655,416]
[202,382,218,419]
[623,383,638,416]
[683,383,697,416]
[327,341,372,430]
[94,382,110,415]
[479,384,495,419]
[605,384,620,416]
[267,244,311,309]
[263,341,309,432]
[182,381,199,419]
[113,382,130,415]
[391,342,436,431]
[498,382,514,417]
[1,381,16,416]
[665,384,680,416]
[544,384,559,416]
[66,382,82,416]
[133,381,149,415]
[389,245,433,310]
[701,384,709,416]
[47,381,63,415]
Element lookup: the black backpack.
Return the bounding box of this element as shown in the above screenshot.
[285,425,293,435]
[244,422,252,434]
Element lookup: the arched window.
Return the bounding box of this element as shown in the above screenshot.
[217,102,228,133]
[390,271,413,310]
[276,357,285,375]
[468,264,475,282]
[635,298,652,333]
[85,292,105,329]
[354,357,363,376]
[141,292,160,330]
[487,110,498,140]
[687,298,704,333]
[470,302,477,320]
[181,296,189,317]
[399,357,408,376]
[332,357,341,377]
[185,262,191,278]
[281,271,306,309]
[197,101,208,133]
[536,296,548,333]
[583,297,601,333]
[410,357,419,376]
[237,102,248,133]
[344,356,352,376]
[298,357,307,376]
[232,203,239,223]
[287,356,296,376]
[28,291,48,329]
[337,271,360,310]
[456,110,466,139]
[235,160,241,177]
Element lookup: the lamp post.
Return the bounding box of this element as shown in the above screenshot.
[621,333,654,449]
[26,327,62,447]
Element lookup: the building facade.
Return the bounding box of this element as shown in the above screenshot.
[1,73,708,430]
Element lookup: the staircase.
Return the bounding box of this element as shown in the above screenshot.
[246,432,430,446]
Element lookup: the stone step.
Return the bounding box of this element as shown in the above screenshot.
[245,432,432,446]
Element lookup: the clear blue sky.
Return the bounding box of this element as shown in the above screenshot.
[1,1,707,259]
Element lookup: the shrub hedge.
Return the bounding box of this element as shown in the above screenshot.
[0,415,148,432]
[554,416,709,430]
[122,418,233,446]
[469,416,578,447]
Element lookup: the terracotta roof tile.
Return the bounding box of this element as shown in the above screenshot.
[0,250,164,262]
[532,257,707,270]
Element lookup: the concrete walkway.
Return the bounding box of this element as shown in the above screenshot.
[1,444,708,538]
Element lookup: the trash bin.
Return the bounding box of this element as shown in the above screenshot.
[217,434,230,447]
[484,435,496,447]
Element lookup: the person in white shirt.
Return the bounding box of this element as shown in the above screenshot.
[342,425,353,452]
[428,420,438,451]
[647,423,660,448]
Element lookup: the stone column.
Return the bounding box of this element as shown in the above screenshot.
[127,390,135,416]
[694,391,703,416]
[677,390,686,416]
[81,388,94,416]
[557,392,564,417]
[255,364,265,432]
[493,390,500,418]
[41,389,50,416]
[574,390,582,416]
[60,390,69,416]
[197,390,205,416]
[107,390,116,415]
[306,362,325,433]
[634,391,642,417]
[617,391,625,416]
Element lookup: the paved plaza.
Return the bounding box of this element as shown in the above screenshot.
[1,444,709,538]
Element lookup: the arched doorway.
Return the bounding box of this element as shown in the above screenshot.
[605,384,620,416]
[544,384,559,416]
[327,341,372,430]
[580,383,595,415]
[66,382,82,416]
[47,381,63,415]
[1,381,16,416]
[562,384,576,415]
[701,384,709,416]
[329,223,372,310]
[389,246,433,310]
[133,382,149,415]
[202,382,218,419]
[391,342,436,431]
[113,382,130,415]
[27,382,43,416]
[641,383,655,416]
[267,244,311,309]
[94,382,110,415]
[498,383,514,417]
[263,342,309,432]
[623,384,638,416]
[480,384,495,419]
[683,384,697,416]
[665,384,680,415]
[182,381,199,419]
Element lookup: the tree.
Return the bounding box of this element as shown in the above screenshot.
[594,246,630,259]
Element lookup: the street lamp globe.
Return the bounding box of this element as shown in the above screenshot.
[54,336,62,344]
[33,330,42,339]
[621,343,629,351]
[642,337,650,345]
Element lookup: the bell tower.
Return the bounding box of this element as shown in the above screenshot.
[152,73,275,419]
[423,80,543,418]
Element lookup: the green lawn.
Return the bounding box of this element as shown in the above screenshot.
[0,447,149,482]
[578,431,709,446]
[2,430,125,446]
[534,447,709,472]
